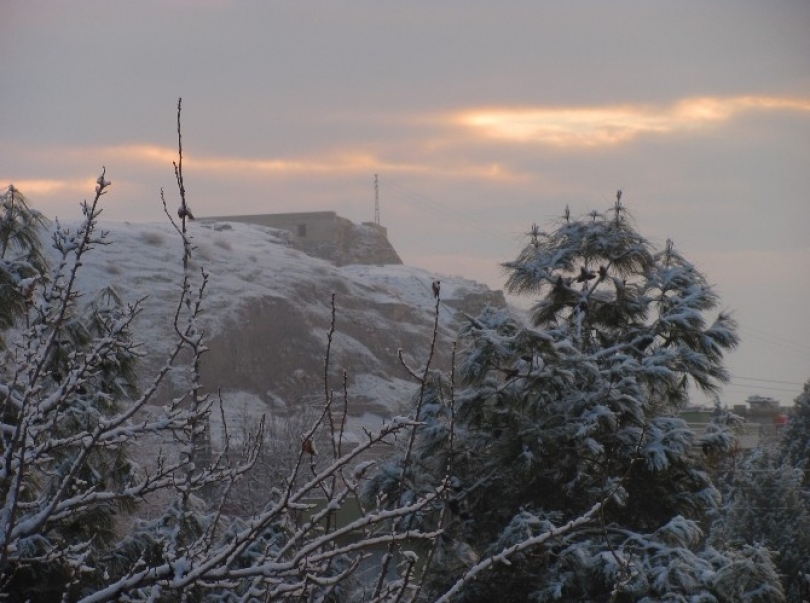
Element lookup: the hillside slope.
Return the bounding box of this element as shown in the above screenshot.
[56,219,507,437]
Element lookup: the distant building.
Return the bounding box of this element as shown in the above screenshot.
[681,394,788,450]
[202,211,403,266]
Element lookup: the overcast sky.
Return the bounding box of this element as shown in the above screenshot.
[2,1,809,405]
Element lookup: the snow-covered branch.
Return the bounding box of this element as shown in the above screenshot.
[433,501,604,603]
[0,105,449,600]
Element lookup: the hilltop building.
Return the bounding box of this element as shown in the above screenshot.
[203,211,402,267]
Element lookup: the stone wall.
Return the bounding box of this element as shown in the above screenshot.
[202,211,402,266]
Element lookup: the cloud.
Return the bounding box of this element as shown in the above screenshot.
[7,93,806,204]
[453,95,810,147]
[81,143,527,184]
[88,144,423,177]
[2,178,96,197]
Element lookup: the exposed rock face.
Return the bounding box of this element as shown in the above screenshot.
[333,221,402,266]
[202,286,456,418]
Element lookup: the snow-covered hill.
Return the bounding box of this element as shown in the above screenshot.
[57,218,507,438]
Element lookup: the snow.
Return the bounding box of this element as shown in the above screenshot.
[342,264,474,309]
[46,218,500,441]
[51,219,489,352]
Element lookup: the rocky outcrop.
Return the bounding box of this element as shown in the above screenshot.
[61,219,508,430]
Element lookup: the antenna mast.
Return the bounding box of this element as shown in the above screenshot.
[374,174,380,225]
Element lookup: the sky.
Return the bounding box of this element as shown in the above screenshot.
[2,1,809,406]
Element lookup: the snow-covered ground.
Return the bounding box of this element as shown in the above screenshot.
[50,218,507,440]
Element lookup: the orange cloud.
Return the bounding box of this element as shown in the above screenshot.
[98,144,427,176]
[93,144,523,183]
[455,95,810,147]
[104,144,179,165]
[2,178,97,198]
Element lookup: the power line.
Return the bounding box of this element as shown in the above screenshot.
[740,327,810,357]
[730,374,804,387]
[383,177,515,245]
[722,383,800,395]
[744,325,810,350]
[721,374,806,395]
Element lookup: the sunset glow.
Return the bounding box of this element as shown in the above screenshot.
[98,145,422,176]
[2,0,808,423]
[5,178,97,197]
[456,96,810,146]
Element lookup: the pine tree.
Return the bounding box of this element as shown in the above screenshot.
[710,379,810,602]
[711,445,810,602]
[781,380,810,479]
[0,175,146,600]
[369,198,783,601]
[0,185,49,345]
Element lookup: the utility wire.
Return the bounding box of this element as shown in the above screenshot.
[729,374,804,386]
[722,383,800,395]
[740,327,810,357]
[744,325,810,351]
[384,176,556,248]
[384,178,500,237]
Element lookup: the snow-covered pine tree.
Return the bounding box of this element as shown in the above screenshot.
[781,379,810,478]
[369,197,783,601]
[0,184,49,345]
[0,175,148,599]
[711,444,810,603]
[709,378,810,602]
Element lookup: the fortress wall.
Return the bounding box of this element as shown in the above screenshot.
[207,212,339,246]
[203,211,402,266]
